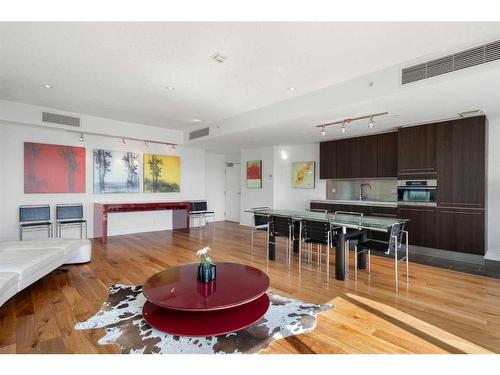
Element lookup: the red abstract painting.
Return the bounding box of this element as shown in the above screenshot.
[24,142,86,193]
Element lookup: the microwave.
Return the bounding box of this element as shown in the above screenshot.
[397,179,437,207]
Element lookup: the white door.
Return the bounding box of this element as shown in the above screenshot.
[225,163,241,222]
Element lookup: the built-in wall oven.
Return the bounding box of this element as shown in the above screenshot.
[397,179,437,206]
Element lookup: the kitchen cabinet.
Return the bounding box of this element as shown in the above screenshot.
[397,206,437,249]
[359,135,378,178]
[319,141,337,179]
[336,138,360,178]
[436,208,485,255]
[437,116,485,209]
[319,132,397,179]
[377,132,398,177]
[398,124,437,178]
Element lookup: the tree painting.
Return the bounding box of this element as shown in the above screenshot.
[93,149,140,193]
[24,142,85,193]
[60,147,80,192]
[143,154,180,193]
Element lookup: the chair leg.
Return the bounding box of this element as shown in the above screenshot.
[368,250,371,274]
[251,226,254,249]
[354,245,358,281]
[395,248,398,292]
[345,240,350,274]
[317,244,320,267]
[19,226,23,241]
[405,231,409,284]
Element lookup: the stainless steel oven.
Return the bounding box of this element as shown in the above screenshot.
[397,179,437,206]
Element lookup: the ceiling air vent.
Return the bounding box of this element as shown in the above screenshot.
[41,111,81,127]
[402,39,500,85]
[189,127,209,140]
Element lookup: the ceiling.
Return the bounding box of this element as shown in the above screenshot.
[1,22,500,136]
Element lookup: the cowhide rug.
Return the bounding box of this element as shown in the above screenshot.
[75,284,332,354]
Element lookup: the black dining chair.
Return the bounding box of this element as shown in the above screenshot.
[56,203,87,238]
[250,207,270,249]
[353,222,409,291]
[19,204,53,240]
[300,218,335,276]
[267,215,296,268]
[189,200,215,228]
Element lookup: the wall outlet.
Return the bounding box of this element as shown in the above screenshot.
[331,188,336,193]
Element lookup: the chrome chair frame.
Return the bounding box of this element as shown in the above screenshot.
[299,219,333,277]
[250,207,270,249]
[267,215,295,268]
[353,223,409,292]
[55,203,87,239]
[19,204,53,240]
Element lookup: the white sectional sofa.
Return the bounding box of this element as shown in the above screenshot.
[0,239,91,307]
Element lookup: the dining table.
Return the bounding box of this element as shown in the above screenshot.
[245,208,407,281]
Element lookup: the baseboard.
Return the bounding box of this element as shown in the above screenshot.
[409,245,484,265]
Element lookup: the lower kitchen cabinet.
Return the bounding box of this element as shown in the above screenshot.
[397,206,437,248]
[436,208,485,255]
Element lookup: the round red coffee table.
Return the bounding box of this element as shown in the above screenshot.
[142,262,270,336]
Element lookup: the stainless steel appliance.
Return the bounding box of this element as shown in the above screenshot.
[397,179,437,206]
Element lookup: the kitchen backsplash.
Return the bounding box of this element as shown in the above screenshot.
[326,179,397,202]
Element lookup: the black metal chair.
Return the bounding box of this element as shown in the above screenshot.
[19,205,52,240]
[306,208,328,213]
[56,203,87,238]
[300,219,335,276]
[251,207,270,249]
[189,201,215,228]
[353,222,409,291]
[267,215,296,268]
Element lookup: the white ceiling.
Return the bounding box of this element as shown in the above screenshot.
[1,22,500,136]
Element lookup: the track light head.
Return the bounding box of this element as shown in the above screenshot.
[341,121,347,134]
[320,126,326,136]
[172,144,177,151]
[369,116,375,128]
[121,138,126,146]
[145,141,149,148]
[79,132,84,142]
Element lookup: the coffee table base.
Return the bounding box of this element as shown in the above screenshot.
[142,293,270,337]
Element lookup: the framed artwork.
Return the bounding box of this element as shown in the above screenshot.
[143,154,181,192]
[93,149,141,193]
[24,142,86,193]
[292,161,315,189]
[246,160,262,188]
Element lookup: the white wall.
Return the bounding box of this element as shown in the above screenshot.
[240,146,274,226]
[0,121,207,241]
[273,144,326,210]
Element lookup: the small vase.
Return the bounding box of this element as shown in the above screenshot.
[197,263,211,283]
[209,264,216,281]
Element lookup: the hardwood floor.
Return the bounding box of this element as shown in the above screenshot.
[1,221,500,354]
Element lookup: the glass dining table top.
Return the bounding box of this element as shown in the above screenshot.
[245,208,407,232]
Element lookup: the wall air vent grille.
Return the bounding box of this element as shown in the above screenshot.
[402,40,500,85]
[41,112,81,127]
[189,127,209,140]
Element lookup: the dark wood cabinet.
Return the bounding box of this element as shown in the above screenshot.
[319,132,397,179]
[359,135,378,178]
[437,116,485,209]
[336,138,360,178]
[319,141,337,179]
[397,206,437,249]
[398,124,437,178]
[377,132,397,177]
[436,208,485,255]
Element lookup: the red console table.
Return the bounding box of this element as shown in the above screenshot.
[93,201,190,244]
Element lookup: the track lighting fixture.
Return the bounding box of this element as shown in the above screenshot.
[316,112,388,134]
[320,126,326,136]
[145,141,149,148]
[79,132,84,142]
[172,144,177,151]
[121,138,126,146]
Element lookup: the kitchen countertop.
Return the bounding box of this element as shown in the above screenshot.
[310,199,397,208]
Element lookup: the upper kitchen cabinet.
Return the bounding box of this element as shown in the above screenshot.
[359,135,378,178]
[319,132,397,179]
[377,132,398,177]
[398,123,437,178]
[319,140,337,179]
[336,137,361,178]
[437,116,486,208]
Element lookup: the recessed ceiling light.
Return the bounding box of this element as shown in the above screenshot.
[190,119,202,123]
[43,84,52,89]
[166,85,175,91]
[212,53,227,63]
[288,87,296,92]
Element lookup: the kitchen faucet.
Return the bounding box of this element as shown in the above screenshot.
[359,183,372,201]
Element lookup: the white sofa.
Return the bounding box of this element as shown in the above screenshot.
[0,239,91,307]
